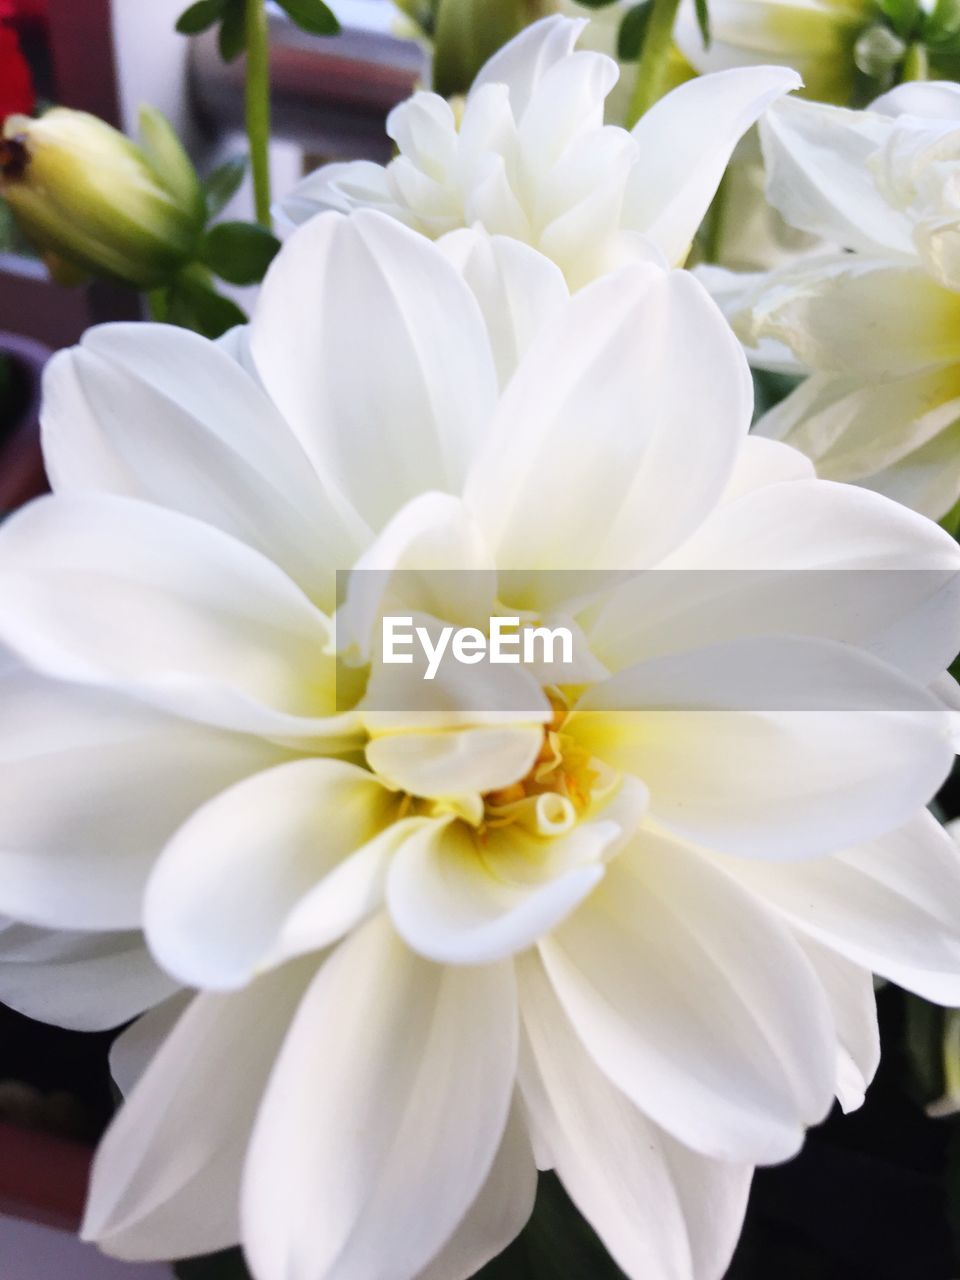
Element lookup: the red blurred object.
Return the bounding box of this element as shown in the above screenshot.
[0,0,35,119]
[0,1122,90,1232]
[9,0,48,23]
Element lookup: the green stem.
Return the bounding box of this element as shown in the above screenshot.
[245,0,271,227]
[902,41,929,81]
[628,0,683,125]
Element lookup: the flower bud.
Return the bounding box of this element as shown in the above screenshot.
[431,0,550,97]
[0,104,205,289]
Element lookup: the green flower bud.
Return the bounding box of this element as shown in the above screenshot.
[0,105,205,290]
[431,0,551,97]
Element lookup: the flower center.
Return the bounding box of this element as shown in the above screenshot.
[481,691,615,837]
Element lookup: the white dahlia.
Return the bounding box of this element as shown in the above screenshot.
[0,212,958,1280]
[717,82,960,521]
[279,16,800,287]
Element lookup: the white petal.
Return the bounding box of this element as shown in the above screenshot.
[41,323,368,607]
[0,922,178,1031]
[871,81,960,120]
[518,951,752,1280]
[719,435,814,504]
[540,831,836,1162]
[626,65,802,265]
[339,491,498,659]
[864,418,960,524]
[736,257,960,377]
[277,160,405,230]
[387,815,613,964]
[724,810,960,1003]
[569,637,952,858]
[366,725,543,798]
[110,993,192,1098]
[470,15,588,119]
[0,665,284,930]
[249,210,498,530]
[144,759,398,991]
[759,97,914,256]
[415,1100,536,1280]
[0,494,349,739]
[465,266,751,592]
[756,367,960,488]
[796,937,879,1113]
[438,230,569,388]
[83,960,316,1261]
[587,478,960,685]
[242,916,517,1280]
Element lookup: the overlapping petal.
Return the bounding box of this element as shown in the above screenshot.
[539,831,836,1162]
[242,917,517,1280]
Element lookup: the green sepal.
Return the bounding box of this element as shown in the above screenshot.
[175,0,229,35]
[200,219,281,284]
[275,0,340,35]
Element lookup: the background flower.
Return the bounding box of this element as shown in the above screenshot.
[714,82,960,521]
[279,16,800,286]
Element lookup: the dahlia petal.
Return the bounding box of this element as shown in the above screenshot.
[588,482,960,685]
[144,759,398,991]
[414,1100,536,1280]
[540,831,836,1162]
[569,637,952,858]
[0,921,179,1032]
[0,664,284,930]
[518,951,752,1280]
[627,65,802,265]
[723,810,960,1003]
[82,961,316,1262]
[242,916,517,1280]
[759,97,914,256]
[386,816,609,964]
[0,494,353,740]
[438,231,569,388]
[249,210,498,530]
[465,266,751,594]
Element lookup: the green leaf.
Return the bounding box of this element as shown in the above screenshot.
[902,990,946,1108]
[695,0,711,47]
[203,154,248,219]
[175,0,228,35]
[924,0,960,43]
[618,1,654,60]
[175,1249,252,1279]
[275,0,341,35]
[200,220,281,284]
[218,0,247,62]
[168,274,248,338]
[877,0,921,39]
[572,0,620,7]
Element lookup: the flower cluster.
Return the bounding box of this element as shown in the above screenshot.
[717,83,960,521]
[1,14,960,1280]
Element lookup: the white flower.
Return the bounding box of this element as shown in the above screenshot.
[675,0,871,106]
[1,212,960,1279]
[279,15,800,287]
[717,83,960,521]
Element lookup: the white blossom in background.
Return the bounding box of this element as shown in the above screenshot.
[717,83,960,521]
[675,0,870,106]
[0,211,960,1279]
[279,16,800,287]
